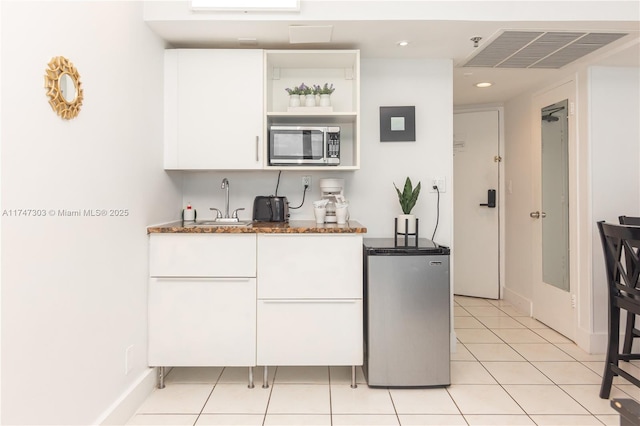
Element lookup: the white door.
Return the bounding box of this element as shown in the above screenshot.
[531,81,576,340]
[453,110,500,299]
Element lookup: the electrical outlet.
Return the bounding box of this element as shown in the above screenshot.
[125,345,134,375]
[430,177,446,193]
[302,175,312,187]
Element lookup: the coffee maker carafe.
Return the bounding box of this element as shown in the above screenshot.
[319,178,345,223]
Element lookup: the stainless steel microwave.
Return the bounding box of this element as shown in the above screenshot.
[269,126,340,166]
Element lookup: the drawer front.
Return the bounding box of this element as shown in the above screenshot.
[257,299,363,365]
[150,233,256,277]
[257,234,363,298]
[149,278,256,366]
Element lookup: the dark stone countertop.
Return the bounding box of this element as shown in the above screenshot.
[147,220,367,234]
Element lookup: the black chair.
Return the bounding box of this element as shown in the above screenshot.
[619,216,640,357]
[598,221,640,398]
[611,398,640,426]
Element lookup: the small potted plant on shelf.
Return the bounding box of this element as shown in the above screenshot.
[394,177,421,234]
[285,84,303,107]
[298,83,315,106]
[316,83,335,107]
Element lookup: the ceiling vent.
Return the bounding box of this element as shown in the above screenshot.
[463,31,627,69]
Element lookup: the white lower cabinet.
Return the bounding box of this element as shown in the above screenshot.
[149,278,256,366]
[148,234,257,368]
[257,299,363,365]
[256,234,363,366]
[147,232,363,370]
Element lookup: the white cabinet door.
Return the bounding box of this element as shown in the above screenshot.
[149,278,256,366]
[257,299,363,365]
[257,234,362,299]
[165,49,263,170]
[149,233,256,277]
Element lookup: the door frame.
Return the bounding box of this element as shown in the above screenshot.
[531,78,578,341]
[453,105,505,300]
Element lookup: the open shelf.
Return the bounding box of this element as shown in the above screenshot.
[264,50,361,170]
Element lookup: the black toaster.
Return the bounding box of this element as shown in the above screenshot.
[252,196,289,222]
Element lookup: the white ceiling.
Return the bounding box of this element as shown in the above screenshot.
[144,1,640,106]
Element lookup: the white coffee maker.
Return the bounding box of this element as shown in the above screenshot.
[319,178,345,223]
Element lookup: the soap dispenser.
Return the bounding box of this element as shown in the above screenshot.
[182,203,196,223]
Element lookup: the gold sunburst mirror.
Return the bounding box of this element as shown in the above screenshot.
[44,56,83,120]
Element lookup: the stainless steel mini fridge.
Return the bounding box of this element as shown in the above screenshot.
[363,238,450,387]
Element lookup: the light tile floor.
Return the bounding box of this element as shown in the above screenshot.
[128,296,639,426]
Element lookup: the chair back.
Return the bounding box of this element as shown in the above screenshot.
[598,221,640,311]
[620,216,640,226]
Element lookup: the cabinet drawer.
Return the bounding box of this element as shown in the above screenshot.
[150,233,256,277]
[149,278,256,366]
[257,299,363,365]
[257,234,362,298]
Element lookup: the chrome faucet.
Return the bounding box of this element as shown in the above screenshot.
[210,178,244,222]
[221,178,230,218]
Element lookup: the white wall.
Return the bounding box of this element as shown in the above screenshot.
[0,2,181,424]
[181,58,453,245]
[589,66,640,339]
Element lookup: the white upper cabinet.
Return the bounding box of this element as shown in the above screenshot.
[163,49,360,170]
[164,49,263,170]
[264,50,361,170]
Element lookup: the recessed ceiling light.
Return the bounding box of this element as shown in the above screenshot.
[397,41,409,47]
[475,82,493,88]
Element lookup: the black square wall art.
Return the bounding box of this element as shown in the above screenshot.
[379,106,416,142]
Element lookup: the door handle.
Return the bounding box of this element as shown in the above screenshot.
[255,136,260,162]
[530,211,547,219]
[479,189,496,208]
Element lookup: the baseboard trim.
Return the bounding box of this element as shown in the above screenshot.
[94,367,157,425]
[575,327,608,355]
[502,287,532,316]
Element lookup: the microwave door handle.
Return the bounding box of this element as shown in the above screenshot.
[323,130,328,163]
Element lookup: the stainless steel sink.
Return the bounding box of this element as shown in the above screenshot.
[187,220,252,227]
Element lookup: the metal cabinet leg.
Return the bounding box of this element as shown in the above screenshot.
[158,367,166,389]
[248,367,255,389]
[262,366,269,389]
[350,365,357,389]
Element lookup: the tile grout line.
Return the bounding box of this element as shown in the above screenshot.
[193,382,216,426]
[385,387,403,426]
[442,386,470,425]
[193,366,225,425]
[261,367,276,426]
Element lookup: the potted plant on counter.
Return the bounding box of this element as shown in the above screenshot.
[394,177,421,234]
